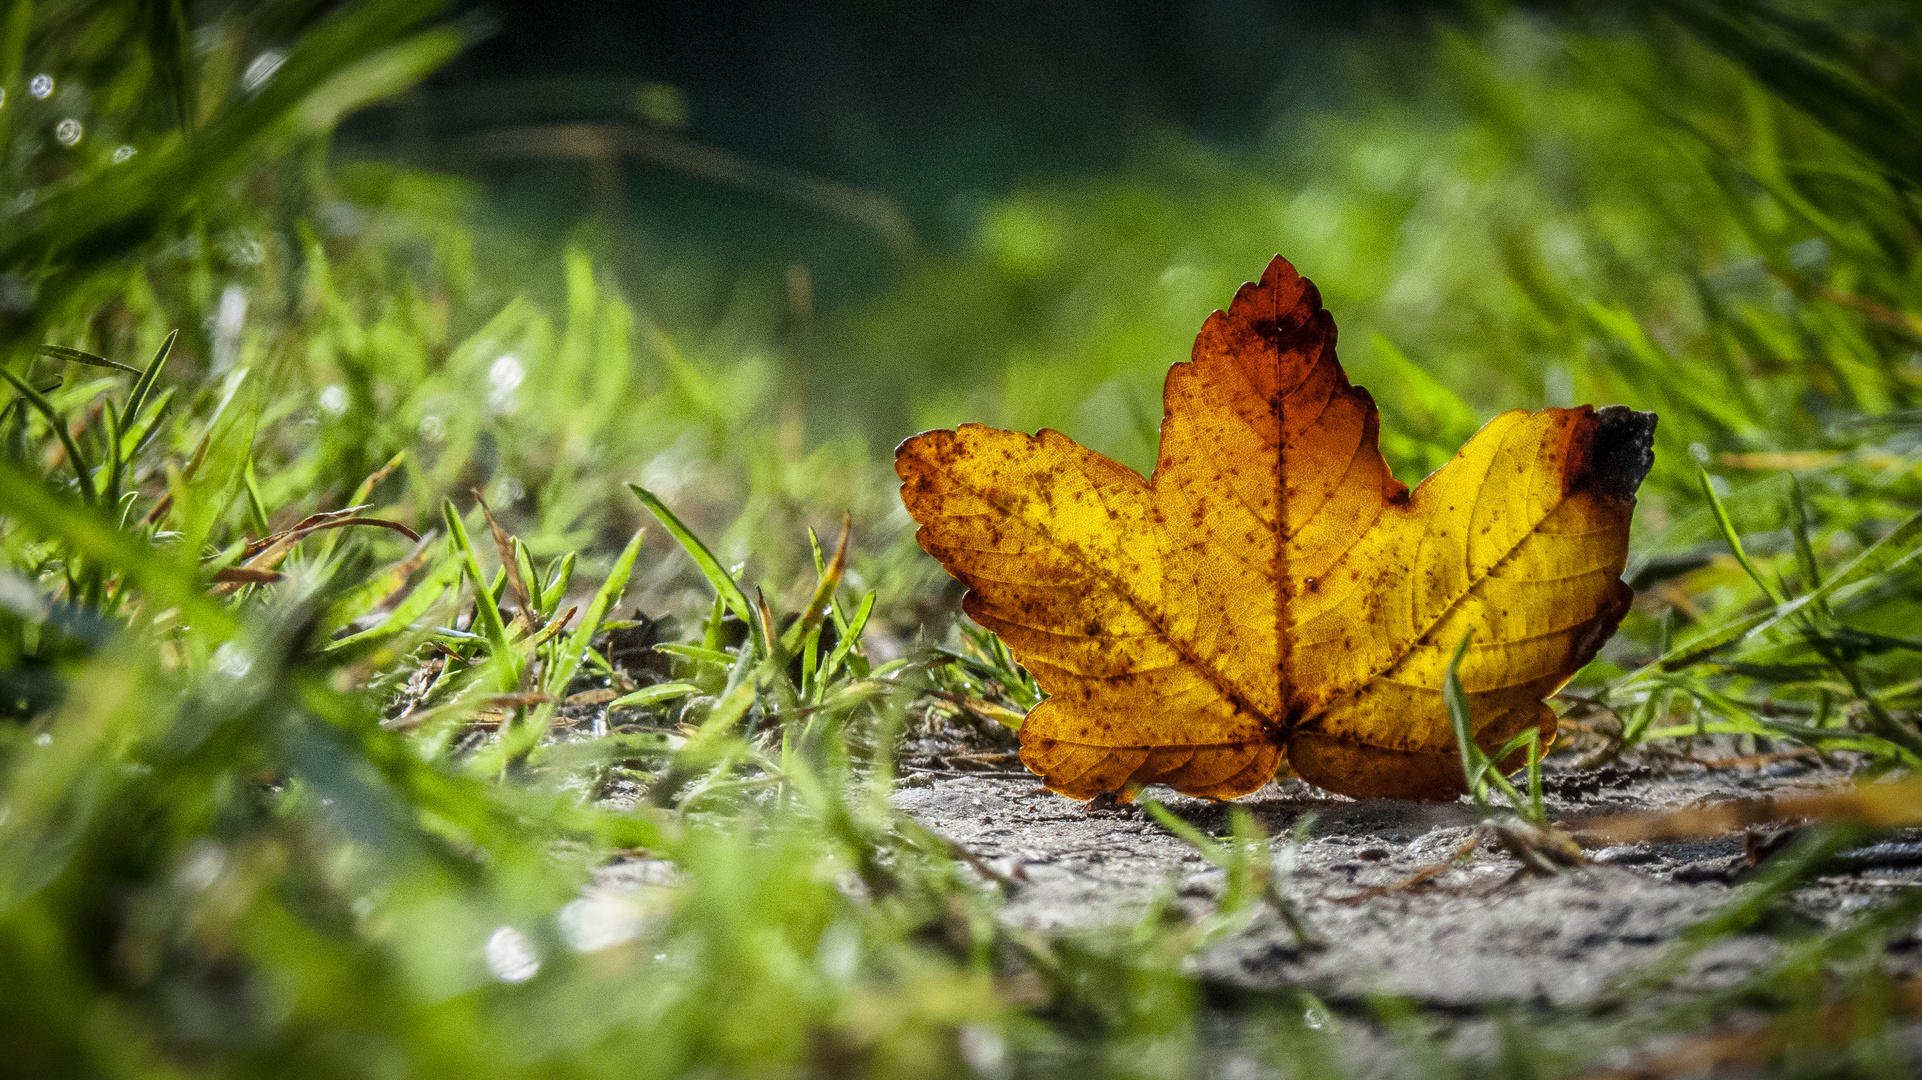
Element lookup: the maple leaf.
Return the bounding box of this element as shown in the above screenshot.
[896,255,1654,802]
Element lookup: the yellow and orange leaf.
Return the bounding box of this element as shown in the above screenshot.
[896,255,1654,801]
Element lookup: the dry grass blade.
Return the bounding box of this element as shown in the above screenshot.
[211,509,424,595]
[353,539,438,606]
[382,692,556,732]
[927,689,1027,729]
[1487,820,1587,875]
[526,605,578,650]
[1766,265,1922,339]
[1686,748,1821,771]
[349,451,406,505]
[1585,975,1922,1080]
[1333,832,1482,904]
[1578,777,1922,844]
[244,516,421,560]
[136,489,174,528]
[211,566,286,586]
[236,505,416,559]
[754,589,779,658]
[319,451,408,559]
[471,488,535,624]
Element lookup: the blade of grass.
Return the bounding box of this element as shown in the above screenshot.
[123,387,174,463]
[540,551,576,615]
[630,482,757,647]
[1662,609,1773,670]
[1699,465,1783,604]
[1788,510,1922,610]
[508,527,647,758]
[820,590,875,684]
[123,329,176,422]
[242,460,272,539]
[37,345,142,376]
[658,643,736,667]
[100,396,125,508]
[608,682,700,711]
[142,0,195,135]
[701,594,726,652]
[1142,799,1225,858]
[780,513,849,655]
[0,458,229,634]
[1723,509,1922,661]
[544,527,644,700]
[1526,733,1544,824]
[1,366,96,504]
[1444,630,1483,807]
[809,524,854,638]
[1788,474,1823,596]
[316,535,443,642]
[441,498,519,690]
[512,539,541,618]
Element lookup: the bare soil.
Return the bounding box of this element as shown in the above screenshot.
[567,645,1922,1069]
[891,760,1922,1011]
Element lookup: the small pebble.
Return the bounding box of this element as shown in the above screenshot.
[1670,860,1737,884]
[1178,878,1217,898]
[1592,845,1659,866]
[1355,847,1391,861]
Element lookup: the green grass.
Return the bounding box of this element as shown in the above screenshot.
[3,0,1922,1077]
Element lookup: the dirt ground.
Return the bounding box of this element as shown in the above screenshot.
[567,655,1922,1068]
[890,759,1922,1012]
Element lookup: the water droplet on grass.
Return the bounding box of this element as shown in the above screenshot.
[558,895,642,953]
[485,926,539,982]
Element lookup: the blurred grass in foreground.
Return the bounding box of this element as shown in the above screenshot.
[1,0,1921,1077]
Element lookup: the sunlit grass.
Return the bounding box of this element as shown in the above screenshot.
[3,0,1921,1077]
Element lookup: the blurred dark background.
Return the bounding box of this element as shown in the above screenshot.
[345,0,1440,305]
[322,0,1922,494]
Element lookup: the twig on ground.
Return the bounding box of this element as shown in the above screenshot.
[1332,832,1482,904]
